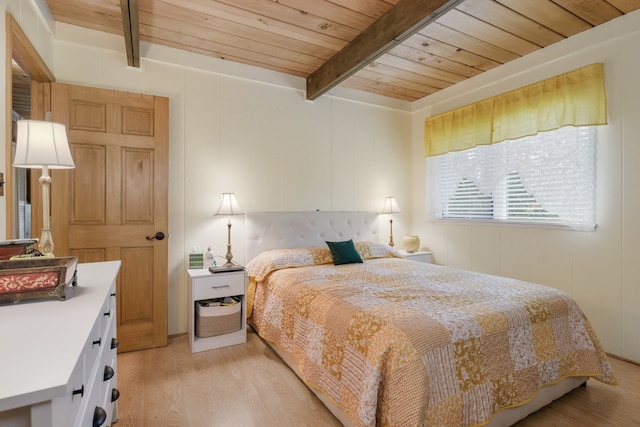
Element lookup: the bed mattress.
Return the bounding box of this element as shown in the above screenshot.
[246,243,616,427]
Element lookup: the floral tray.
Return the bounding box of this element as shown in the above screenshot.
[0,256,79,304]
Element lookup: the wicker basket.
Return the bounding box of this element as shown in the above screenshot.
[195,298,242,337]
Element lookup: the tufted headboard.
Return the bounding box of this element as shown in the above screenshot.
[245,211,381,262]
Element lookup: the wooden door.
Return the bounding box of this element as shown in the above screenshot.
[34,82,169,352]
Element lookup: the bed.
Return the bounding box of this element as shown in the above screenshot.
[244,211,616,427]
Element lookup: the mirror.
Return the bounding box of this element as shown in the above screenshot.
[6,13,54,239]
[11,60,32,239]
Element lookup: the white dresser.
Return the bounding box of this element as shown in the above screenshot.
[0,261,121,427]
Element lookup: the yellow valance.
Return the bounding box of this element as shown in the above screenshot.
[424,63,607,157]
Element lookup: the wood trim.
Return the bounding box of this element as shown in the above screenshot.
[5,13,54,238]
[305,0,465,100]
[8,14,55,82]
[5,14,13,236]
[120,0,140,67]
[608,353,640,367]
[153,94,169,347]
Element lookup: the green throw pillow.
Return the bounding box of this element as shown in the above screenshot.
[326,239,363,265]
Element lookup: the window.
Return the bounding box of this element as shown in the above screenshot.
[16,167,31,238]
[446,178,493,219]
[428,126,596,231]
[498,172,558,221]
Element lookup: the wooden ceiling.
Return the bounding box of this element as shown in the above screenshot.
[36,0,640,102]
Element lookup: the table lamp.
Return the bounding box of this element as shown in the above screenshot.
[13,119,75,255]
[381,196,400,247]
[215,193,244,267]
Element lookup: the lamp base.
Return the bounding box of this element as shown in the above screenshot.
[38,228,55,256]
[224,244,235,267]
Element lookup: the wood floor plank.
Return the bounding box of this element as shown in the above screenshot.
[117,329,342,426]
[117,328,640,426]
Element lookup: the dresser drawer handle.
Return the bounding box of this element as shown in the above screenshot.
[211,284,230,289]
[92,338,102,347]
[104,365,115,381]
[72,385,84,397]
[93,406,107,427]
[112,388,121,402]
[111,337,120,350]
[104,310,111,317]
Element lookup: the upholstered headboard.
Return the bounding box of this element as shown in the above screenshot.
[245,211,380,262]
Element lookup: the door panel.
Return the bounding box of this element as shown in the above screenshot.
[122,107,154,135]
[123,149,154,223]
[70,100,106,131]
[69,248,106,263]
[121,248,154,318]
[70,145,106,224]
[34,82,169,352]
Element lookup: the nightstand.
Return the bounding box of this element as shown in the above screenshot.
[398,250,432,264]
[187,268,247,353]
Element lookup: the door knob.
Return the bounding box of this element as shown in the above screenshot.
[146,231,165,241]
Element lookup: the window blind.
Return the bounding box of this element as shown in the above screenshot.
[428,126,596,230]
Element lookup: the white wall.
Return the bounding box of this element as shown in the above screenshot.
[411,10,640,363]
[50,24,412,336]
[3,1,638,364]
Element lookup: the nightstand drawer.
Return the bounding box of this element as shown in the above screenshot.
[399,250,432,264]
[193,272,245,300]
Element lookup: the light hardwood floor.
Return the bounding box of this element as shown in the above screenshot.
[117,329,640,426]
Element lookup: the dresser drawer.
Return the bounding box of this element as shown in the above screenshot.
[193,272,245,300]
[78,372,103,427]
[49,358,85,427]
[84,317,102,376]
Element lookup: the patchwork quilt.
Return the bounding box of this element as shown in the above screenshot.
[246,244,616,427]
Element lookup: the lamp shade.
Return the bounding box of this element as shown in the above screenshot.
[381,196,400,214]
[13,120,75,169]
[215,193,244,216]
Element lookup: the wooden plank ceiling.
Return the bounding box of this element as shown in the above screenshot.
[43,0,640,102]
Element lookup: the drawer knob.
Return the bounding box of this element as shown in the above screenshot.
[111,337,120,350]
[72,384,84,398]
[93,338,102,347]
[104,365,115,381]
[104,310,111,317]
[93,406,107,427]
[112,388,121,402]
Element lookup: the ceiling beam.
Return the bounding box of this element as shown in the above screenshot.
[120,0,140,67]
[306,0,465,100]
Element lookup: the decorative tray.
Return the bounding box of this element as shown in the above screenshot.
[0,239,38,260]
[0,256,79,304]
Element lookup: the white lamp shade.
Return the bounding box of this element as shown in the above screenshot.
[13,120,75,169]
[381,196,400,214]
[215,193,244,216]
